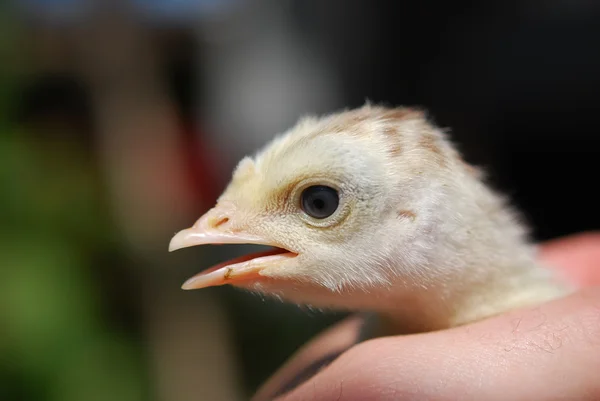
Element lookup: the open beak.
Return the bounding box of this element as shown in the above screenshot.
[169,206,296,290]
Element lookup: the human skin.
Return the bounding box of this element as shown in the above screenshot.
[254,232,600,401]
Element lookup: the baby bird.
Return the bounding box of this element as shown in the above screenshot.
[169,105,571,335]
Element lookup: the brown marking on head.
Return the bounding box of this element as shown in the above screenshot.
[419,134,447,167]
[397,210,417,221]
[382,125,398,137]
[380,107,424,122]
[377,107,425,157]
[294,106,428,163]
[388,142,402,157]
[325,107,375,135]
[319,106,422,135]
[349,109,371,124]
[382,126,403,157]
[224,267,233,280]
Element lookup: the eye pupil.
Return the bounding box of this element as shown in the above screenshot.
[300,185,339,219]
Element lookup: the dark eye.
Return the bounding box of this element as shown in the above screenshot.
[300,185,339,219]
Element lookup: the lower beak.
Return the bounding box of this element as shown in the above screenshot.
[180,247,294,290]
[169,209,296,290]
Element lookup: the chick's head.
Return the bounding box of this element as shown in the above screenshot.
[170,105,455,310]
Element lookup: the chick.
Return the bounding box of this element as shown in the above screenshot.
[169,105,571,335]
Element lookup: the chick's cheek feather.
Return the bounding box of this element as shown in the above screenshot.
[169,104,572,336]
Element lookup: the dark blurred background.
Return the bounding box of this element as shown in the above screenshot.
[1,1,599,400]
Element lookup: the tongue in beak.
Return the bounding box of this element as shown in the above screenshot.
[169,205,296,290]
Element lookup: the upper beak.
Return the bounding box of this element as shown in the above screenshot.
[168,205,268,252]
[169,204,296,290]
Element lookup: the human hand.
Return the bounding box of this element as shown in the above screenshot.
[254,232,600,401]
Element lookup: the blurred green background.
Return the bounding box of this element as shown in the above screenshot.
[1,1,599,400]
[0,2,344,400]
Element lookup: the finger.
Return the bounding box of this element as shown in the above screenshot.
[277,287,600,401]
[539,231,600,286]
[251,316,363,401]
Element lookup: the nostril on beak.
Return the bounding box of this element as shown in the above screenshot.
[201,202,236,230]
[213,217,229,228]
[205,212,231,230]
